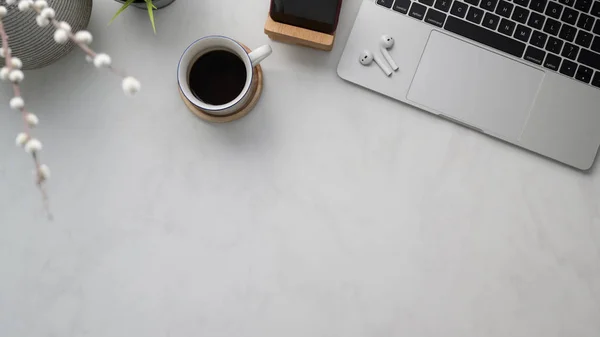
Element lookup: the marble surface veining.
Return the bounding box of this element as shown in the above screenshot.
[1,0,599,336]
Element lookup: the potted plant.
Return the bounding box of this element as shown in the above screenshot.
[112,0,176,33]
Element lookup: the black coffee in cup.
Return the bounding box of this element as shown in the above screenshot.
[188,50,247,106]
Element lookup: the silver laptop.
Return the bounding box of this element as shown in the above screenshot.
[338,0,600,170]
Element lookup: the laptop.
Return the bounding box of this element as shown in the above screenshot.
[337,0,600,170]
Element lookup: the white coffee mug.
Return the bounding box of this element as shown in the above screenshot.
[178,36,272,116]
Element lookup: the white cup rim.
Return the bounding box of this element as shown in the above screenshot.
[177,36,253,113]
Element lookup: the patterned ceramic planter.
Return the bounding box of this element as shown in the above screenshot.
[0,0,93,70]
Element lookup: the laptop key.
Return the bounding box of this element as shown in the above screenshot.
[592,1,600,16]
[466,6,485,23]
[577,13,595,30]
[514,24,533,41]
[393,0,412,13]
[592,72,600,87]
[528,12,546,29]
[514,0,530,7]
[444,16,526,57]
[575,65,594,83]
[523,46,546,65]
[483,12,501,29]
[574,0,592,11]
[409,3,428,19]
[561,7,579,24]
[559,0,575,6]
[531,30,548,47]
[419,0,435,6]
[512,6,530,23]
[562,42,580,59]
[558,24,577,41]
[465,0,480,6]
[559,59,577,76]
[499,18,517,35]
[525,46,546,64]
[434,0,453,12]
[543,18,562,35]
[592,36,600,51]
[546,36,564,52]
[545,1,564,18]
[595,19,600,33]
[575,30,593,47]
[578,48,600,70]
[481,0,499,11]
[496,1,514,17]
[377,0,395,8]
[425,8,447,26]
[544,53,562,70]
[450,1,469,17]
[529,0,548,12]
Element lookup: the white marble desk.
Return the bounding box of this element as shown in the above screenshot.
[1,0,599,336]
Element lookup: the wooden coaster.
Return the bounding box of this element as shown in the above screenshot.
[179,45,264,123]
[264,15,335,51]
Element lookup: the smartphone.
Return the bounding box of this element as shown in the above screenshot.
[270,0,343,34]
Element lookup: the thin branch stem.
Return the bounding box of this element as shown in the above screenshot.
[0,16,52,220]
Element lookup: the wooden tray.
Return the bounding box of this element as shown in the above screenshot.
[264,15,335,51]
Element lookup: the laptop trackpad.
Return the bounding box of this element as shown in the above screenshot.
[407,31,544,140]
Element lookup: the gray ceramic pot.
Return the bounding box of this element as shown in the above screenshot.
[116,0,176,10]
[0,0,93,70]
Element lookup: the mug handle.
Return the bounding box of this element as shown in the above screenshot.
[248,45,272,67]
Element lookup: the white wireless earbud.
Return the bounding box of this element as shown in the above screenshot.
[380,35,399,71]
[359,50,392,77]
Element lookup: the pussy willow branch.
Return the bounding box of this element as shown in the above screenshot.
[1,3,139,219]
[0,18,51,219]
[32,7,128,79]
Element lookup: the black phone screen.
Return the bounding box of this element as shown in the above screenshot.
[270,0,342,34]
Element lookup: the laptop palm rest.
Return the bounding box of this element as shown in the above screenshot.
[407,31,544,140]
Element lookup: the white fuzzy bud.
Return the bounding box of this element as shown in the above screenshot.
[74,30,93,44]
[38,164,50,180]
[26,113,39,126]
[8,69,24,83]
[18,0,31,11]
[9,57,22,69]
[15,133,29,147]
[6,0,16,5]
[24,138,42,154]
[40,7,55,19]
[0,47,11,58]
[36,15,49,27]
[53,29,68,44]
[0,67,10,80]
[9,96,24,110]
[0,6,7,18]
[58,21,71,32]
[122,76,141,96]
[93,53,111,68]
[33,0,47,10]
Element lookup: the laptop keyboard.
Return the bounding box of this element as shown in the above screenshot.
[376,0,600,88]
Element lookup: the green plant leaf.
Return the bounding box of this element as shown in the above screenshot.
[146,0,156,34]
[109,0,136,25]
